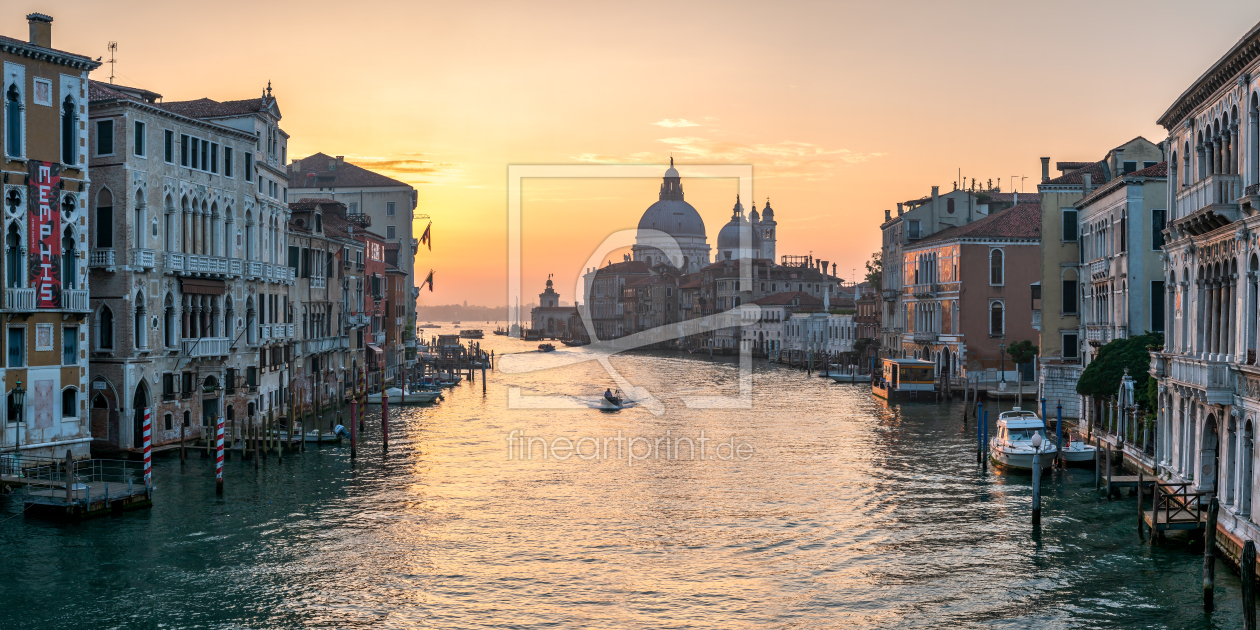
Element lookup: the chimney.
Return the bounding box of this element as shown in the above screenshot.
[897,203,903,216]
[26,13,52,49]
[1082,173,1092,195]
[1040,157,1050,183]
[931,185,939,201]
[1113,148,1124,179]
[884,209,891,221]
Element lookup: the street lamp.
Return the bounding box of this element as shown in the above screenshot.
[998,339,1007,384]
[9,380,25,423]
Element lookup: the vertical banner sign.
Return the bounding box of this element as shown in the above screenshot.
[28,161,61,308]
[142,408,152,486]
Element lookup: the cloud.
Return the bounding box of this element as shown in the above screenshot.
[652,118,702,128]
[655,137,884,181]
[572,151,656,163]
[313,154,464,185]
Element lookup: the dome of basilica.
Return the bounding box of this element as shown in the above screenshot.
[716,196,762,254]
[636,158,706,239]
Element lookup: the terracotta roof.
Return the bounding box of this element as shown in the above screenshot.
[1129,161,1168,177]
[982,191,1040,203]
[678,277,702,289]
[289,152,409,189]
[1055,161,1093,172]
[288,198,341,212]
[1077,162,1168,208]
[914,202,1041,244]
[159,96,272,119]
[751,291,823,307]
[595,260,650,275]
[625,277,653,287]
[1041,160,1106,187]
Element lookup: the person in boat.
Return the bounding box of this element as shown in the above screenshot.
[604,388,617,403]
[334,423,349,438]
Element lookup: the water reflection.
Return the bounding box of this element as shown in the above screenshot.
[0,328,1245,628]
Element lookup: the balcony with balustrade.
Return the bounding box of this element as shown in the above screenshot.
[131,249,156,270]
[1172,173,1242,236]
[1166,355,1232,404]
[303,335,349,355]
[1089,257,1109,280]
[373,331,386,346]
[3,287,88,312]
[89,249,115,271]
[1086,324,1113,347]
[182,337,231,358]
[911,331,938,344]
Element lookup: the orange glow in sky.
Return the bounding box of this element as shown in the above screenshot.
[32,0,1260,306]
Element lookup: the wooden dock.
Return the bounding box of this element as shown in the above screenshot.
[1140,480,1209,535]
[6,455,153,519]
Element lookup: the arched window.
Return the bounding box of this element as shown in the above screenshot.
[134,197,145,250]
[5,222,21,288]
[98,305,114,349]
[163,294,176,348]
[224,296,234,339]
[62,226,76,290]
[61,387,77,418]
[990,249,1004,285]
[134,291,147,350]
[164,412,173,431]
[990,301,1004,336]
[96,188,113,248]
[61,95,76,164]
[183,410,191,427]
[6,83,21,158]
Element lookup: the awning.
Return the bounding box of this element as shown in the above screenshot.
[366,344,382,354]
[180,278,227,295]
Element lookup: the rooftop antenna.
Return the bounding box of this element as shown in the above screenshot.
[107,41,117,84]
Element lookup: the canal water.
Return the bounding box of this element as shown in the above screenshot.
[0,326,1244,628]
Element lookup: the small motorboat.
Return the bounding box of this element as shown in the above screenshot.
[538,343,556,352]
[989,407,1058,470]
[600,388,625,410]
[493,327,508,336]
[304,430,342,443]
[438,371,463,384]
[829,372,866,383]
[1059,434,1099,465]
[562,339,588,347]
[460,329,484,339]
[367,387,442,404]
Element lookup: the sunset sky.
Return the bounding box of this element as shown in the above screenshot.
[27,0,1260,307]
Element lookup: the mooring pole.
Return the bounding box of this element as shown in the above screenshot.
[1205,496,1219,612]
[977,400,983,462]
[382,388,390,452]
[1245,539,1257,630]
[215,416,225,495]
[350,396,358,458]
[1031,444,1041,525]
[1056,401,1063,467]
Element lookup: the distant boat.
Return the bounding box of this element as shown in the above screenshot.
[452,320,461,325]
[493,327,508,336]
[538,343,556,352]
[460,329,484,339]
[562,339,587,347]
[368,387,442,404]
[829,372,866,383]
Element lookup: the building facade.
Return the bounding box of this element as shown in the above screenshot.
[1151,18,1260,546]
[901,203,1042,378]
[0,14,99,459]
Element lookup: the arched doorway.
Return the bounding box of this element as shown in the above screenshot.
[1201,413,1219,492]
[132,381,150,450]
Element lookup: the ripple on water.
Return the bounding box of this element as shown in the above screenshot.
[0,338,1246,628]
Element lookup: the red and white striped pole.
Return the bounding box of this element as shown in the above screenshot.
[142,407,152,488]
[215,416,225,494]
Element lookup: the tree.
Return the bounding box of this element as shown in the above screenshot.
[864,251,883,291]
[1075,332,1163,412]
[1007,340,1038,368]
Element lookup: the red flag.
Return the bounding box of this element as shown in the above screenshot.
[420,222,432,251]
[423,270,434,292]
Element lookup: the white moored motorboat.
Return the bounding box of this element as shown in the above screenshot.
[367,387,442,404]
[829,372,866,383]
[989,407,1057,470]
[1058,435,1099,465]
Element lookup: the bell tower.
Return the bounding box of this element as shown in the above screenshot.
[760,198,777,261]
